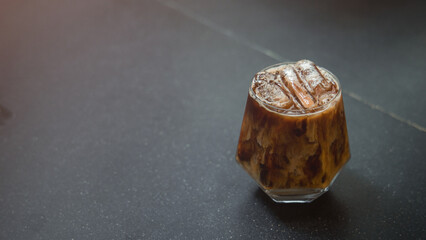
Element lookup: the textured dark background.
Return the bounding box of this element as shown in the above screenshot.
[1,0,425,239]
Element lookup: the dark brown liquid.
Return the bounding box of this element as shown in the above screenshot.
[236,61,350,190]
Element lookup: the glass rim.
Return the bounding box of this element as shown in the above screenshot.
[249,62,342,116]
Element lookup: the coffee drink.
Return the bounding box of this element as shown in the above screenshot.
[236,60,350,203]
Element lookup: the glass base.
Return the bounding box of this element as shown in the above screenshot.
[259,170,342,203]
[262,187,329,203]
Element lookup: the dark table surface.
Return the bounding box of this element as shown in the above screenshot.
[1,0,425,239]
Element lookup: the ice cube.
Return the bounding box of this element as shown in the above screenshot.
[295,60,324,88]
[254,71,275,82]
[255,81,292,108]
[318,68,337,91]
[279,65,315,109]
[295,60,337,101]
[318,92,337,106]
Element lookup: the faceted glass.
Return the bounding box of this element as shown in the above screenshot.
[236,62,351,203]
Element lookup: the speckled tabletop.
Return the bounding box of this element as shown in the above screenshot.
[0,0,425,239]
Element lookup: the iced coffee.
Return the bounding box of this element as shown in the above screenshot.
[236,60,350,203]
